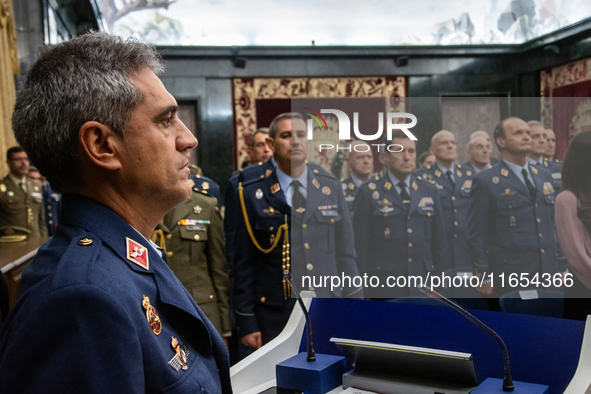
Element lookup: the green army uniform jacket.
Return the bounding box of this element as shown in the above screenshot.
[0,175,47,239]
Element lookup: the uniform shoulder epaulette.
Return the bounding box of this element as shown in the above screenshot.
[189,174,218,195]
[53,234,102,288]
[307,162,338,180]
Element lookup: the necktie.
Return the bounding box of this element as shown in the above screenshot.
[446,171,455,189]
[522,168,537,202]
[19,181,26,193]
[291,180,306,215]
[398,181,410,209]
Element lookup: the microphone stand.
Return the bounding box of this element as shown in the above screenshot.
[418,285,514,392]
[284,270,316,362]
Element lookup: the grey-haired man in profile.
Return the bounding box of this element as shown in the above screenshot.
[0,33,231,393]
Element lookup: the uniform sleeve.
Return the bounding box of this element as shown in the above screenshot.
[0,286,144,393]
[205,205,232,335]
[334,183,363,298]
[468,175,490,277]
[232,184,260,337]
[430,187,449,273]
[555,191,591,289]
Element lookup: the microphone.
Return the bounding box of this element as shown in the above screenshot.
[284,270,316,362]
[418,285,514,392]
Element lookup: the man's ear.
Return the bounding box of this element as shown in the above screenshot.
[495,137,505,150]
[78,121,122,170]
[429,145,435,156]
[265,137,274,151]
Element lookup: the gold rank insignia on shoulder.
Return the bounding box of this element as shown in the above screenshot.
[435,170,442,177]
[322,186,331,195]
[313,179,320,189]
[384,181,392,190]
[271,183,280,194]
[531,166,538,175]
[0,184,5,192]
[169,337,189,371]
[492,176,500,184]
[266,169,272,177]
[126,238,149,270]
[78,238,93,246]
[501,169,509,177]
[374,174,379,181]
[348,182,355,190]
[189,179,195,187]
[256,189,263,199]
[456,170,462,178]
[466,170,472,176]
[412,181,418,191]
[202,182,210,190]
[193,205,202,214]
[368,182,376,190]
[544,161,548,167]
[142,296,161,335]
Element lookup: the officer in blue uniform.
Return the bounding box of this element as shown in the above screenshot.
[341,140,374,217]
[463,135,493,176]
[541,127,563,190]
[353,130,448,298]
[190,173,221,208]
[462,130,499,167]
[468,117,564,297]
[233,112,361,349]
[0,33,231,393]
[27,166,61,236]
[414,130,475,271]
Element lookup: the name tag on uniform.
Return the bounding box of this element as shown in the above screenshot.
[178,219,210,226]
[320,210,339,216]
[418,197,433,208]
[31,192,42,199]
[552,173,561,179]
[186,225,207,231]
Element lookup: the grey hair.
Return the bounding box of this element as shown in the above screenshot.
[268,112,303,140]
[248,127,270,149]
[527,120,543,127]
[12,32,164,192]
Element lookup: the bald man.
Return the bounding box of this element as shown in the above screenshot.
[463,131,499,166]
[414,130,476,270]
[464,136,492,175]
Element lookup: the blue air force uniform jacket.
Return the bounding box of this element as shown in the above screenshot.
[0,195,231,394]
[352,173,448,298]
[468,162,565,292]
[233,161,361,337]
[542,158,563,190]
[414,164,476,270]
[190,174,221,208]
[341,175,359,216]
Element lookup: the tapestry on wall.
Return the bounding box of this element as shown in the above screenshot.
[541,58,591,160]
[232,77,407,173]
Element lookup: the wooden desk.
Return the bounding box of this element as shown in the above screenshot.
[1,237,48,308]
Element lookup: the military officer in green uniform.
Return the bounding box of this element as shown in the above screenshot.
[0,147,47,241]
[152,183,231,344]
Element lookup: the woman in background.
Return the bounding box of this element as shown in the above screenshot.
[555,131,591,320]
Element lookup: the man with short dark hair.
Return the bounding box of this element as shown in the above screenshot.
[0,147,46,240]
[0,33,231,393]
[342,140,374,216]
[233,112,361,348]
[468,117,563,297]
[353,131,447,298]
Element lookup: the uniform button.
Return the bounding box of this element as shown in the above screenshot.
[330,218,335,223]
[209,295,214,299]
[302,224,307,228]
[428,212,431,217]
[408,242,413,247]
[539,233,542,237]
[49,220,53,224]
[260,297,266,302]
[307,263,313,271]
[407,228,412,233]
[408,258,412,262]
[167,251,173,257]
[454,221,458,226]
[454,234,457,238]
[48,213,52,217]
[454,209,457,213]
[47,205,51,209]
[166,234,172,239]
[270,226,274,231]
[260,175,264,179]
[537,218,541,223]
[535,203,538,207]
[407,216,411,220]
[194,234,200,240]
[451,196,456,201]
[541,249,545,254]
[377,266,381,270]
[304,243,309,249]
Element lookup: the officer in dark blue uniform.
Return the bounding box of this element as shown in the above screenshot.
[0,33,231,393]
[353,130,448,298]
[233,112,361,349]
[190,173,221,208]
[341,140,374,217]
[541,127,563,190]
[463,135,493,176]
[414,130,475,271]
[468,117,564,297]
[463,130,499,167]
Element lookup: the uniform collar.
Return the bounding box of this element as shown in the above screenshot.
[526,156,543,166]
[276,165,308,192]
[436,163,454,176]
[503,158,531,178]
[350,173,365,188]
[388,171,411,189]
[8,173,26,188]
